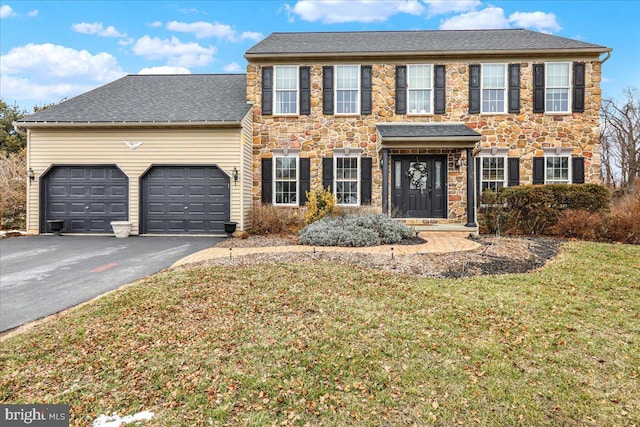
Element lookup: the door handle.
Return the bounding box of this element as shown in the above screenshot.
[184,206,189,210]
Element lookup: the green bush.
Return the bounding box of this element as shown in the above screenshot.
[298,214,412,247]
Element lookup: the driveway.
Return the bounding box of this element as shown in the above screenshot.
[0,235,221,332]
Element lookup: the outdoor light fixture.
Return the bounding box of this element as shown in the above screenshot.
[232,166,239,185]
[27,167,35,181]
[456,158,463,170]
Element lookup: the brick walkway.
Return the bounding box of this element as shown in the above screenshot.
[172,232,481,267]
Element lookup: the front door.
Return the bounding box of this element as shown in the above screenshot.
[391,155,447,218]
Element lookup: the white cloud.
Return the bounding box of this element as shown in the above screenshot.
[289,0,425,24]
[0,43,125,102]
[1,5,16,18]
[223,62,243,72]
[118,38,135,46]
[439,7,561,33]
[509,11,561,33]
[166,21,264,42]
[150,21,162,27]
[423,0,480,17]
[28,9,38,17]
[137,66,191,75]
[132,35,216,67]
[72,22,126,38]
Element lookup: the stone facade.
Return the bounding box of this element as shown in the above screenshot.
[247,57,603,222]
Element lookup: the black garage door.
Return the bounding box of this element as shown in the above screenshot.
[42,165,128,233]
[141,166,230,234]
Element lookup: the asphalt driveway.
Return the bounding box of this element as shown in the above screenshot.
[0,235,221,332]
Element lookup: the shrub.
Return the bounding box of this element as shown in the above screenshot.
[298,214,412,247]
[249,203,304,235]
[0,151,27,230]
[603,193,640,244]
[304,187,339,224]
[554,209,605,240]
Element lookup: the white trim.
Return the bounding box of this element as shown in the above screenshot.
[544,61,572,114]
[406,64,434,115]
[480,63,507,114]
[543,152,572,184]
[334,64,360,116]
[272,154,300,206]
[479,154,508,195]
[273,65,299,116]
[334,152,361,206]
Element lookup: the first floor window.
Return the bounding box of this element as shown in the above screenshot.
[335,65,359,114]
[546,62,570,113]
[481,156,506,192]
[274,156,298,205]
[545,156,570,183]
[335,156,359,205]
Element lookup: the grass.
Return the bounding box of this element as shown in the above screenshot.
[1,241,639,426]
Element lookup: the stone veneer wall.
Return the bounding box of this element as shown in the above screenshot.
[246,58,603,221]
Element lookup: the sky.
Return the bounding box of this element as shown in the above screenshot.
[1,0,639,111]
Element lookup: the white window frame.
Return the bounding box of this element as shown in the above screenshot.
[545,62,571,114]
[334,65,360,116]
[274,65,299,116]
[407,64,433,115]
[479,155,508,195]
[480,63,507,114]
[273,154,299,206]
[544,154,571,184]
[334,153,360,206]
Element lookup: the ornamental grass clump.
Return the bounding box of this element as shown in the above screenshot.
[298,213,412,247]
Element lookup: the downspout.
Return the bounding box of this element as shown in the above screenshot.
[599,51,612,64]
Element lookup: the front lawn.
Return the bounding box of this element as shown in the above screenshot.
[1,241,638,426]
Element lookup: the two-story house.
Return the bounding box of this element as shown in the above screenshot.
[246,29,611,231]
[17,29,610,235]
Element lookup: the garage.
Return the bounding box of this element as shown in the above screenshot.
[41,165,129,233]
[141,165,230,234]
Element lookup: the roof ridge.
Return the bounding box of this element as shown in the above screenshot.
[268,28,528,35]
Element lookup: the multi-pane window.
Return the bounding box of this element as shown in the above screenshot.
[481,157,506,192]
[335,156,359,205]
[274,156,298,205]
[481,64,506,113]
[335,65,359,114]
[274,66,298,115]
[546,62,570,113]
[408,65,432,114]
[545,156,570,183]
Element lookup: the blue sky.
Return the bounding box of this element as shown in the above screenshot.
[1,0,638,111]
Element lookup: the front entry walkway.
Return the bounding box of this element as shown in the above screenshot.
[172,232,481,267]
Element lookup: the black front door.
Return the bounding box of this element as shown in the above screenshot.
[391,155,447,218]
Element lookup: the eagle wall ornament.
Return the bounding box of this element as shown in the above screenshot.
[123,141,143,150]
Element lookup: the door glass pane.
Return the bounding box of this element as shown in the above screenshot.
[435,161,442,190]
[395,161,401,189]
[409,161,427,190]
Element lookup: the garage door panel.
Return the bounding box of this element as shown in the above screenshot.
[141,166,229,234]
[43,166,128,234]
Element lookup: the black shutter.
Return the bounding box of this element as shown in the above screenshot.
[299,66,311,115]
[360,157,372,205]
[434,65,446,114]
[508,64,520,113]
[475,157,481,207]
[361,66,372,115]
[508,157,520,186]
[261,158,273,203]
[533,157,545,184]
[395,65,407,114]
[322,157,333,191]
[533,64,545,113]
[572,157,585,184]
[262,67,273,115]
[299,158,311,204]
[322,66,334,115]
[573,62,585,113]
[469,64,481,114]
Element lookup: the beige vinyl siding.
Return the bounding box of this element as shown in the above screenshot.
[27,127,244,235]
[240,109,254,230]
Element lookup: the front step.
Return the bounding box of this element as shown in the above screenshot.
[394,219,478,234]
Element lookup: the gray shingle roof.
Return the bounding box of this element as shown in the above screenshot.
[18,74,250,124]
[246,29,609,58]
[377,124,481,139]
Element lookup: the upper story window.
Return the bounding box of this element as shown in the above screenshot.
[335,65,360,115]
[545,62,570,113]
[408,65,433,114]
[274,66,298,115]
[273,155,298,205]
[481,64,506,114]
